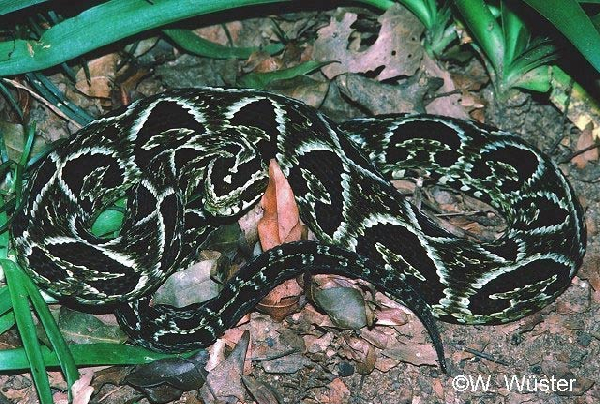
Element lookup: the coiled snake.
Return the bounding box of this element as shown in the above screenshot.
[12,88,586,372]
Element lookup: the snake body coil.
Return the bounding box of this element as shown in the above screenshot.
[13,88,585,367]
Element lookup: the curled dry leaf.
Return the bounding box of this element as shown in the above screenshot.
[421,53,469,119]
[242,375,283,404]
[256,159,305,319]
[572,122,599,168]
[314,5,423,81]
[258,159,304,249]
[72,369,94,404]
[255,280,303,321]
[75,53,119,99]
[382,340,439,368]
[341,336,376,375]
[199,331,250,403]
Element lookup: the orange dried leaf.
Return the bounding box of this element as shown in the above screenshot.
[572,122,599,168]
[257,159,303,250]
[75,53,119,99]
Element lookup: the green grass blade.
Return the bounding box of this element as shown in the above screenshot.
[25,277,79,400]
[0,198,8,261]
[25,73,94,126]
[0,0,49,15]
[352,0,395,11]
[523,0,600,73]
[397,0,434,28]
[13,124,36,207]
[501,1,529,65]
[237,60,333,89]
[0,286,11,315]
[0,0,292,76]
[2,260,53,404]
[0,82,24,121]
[164,29,284,59]
[0,311,15,334]
[0,343,197,371]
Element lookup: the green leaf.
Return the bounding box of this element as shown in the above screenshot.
[0,0,292,76]
[512,65,552,92]
[0,311,15,334]
[25,277,79,401]
[163,29,284,59]
[454,0,505,74]
[0,286,11,315]
[501,1,529,66]
[90,197,127,238]
[0,344,198,371]
[523,0,600,73]
[237,60,333,90]
[2,259,53,404]
[0,0,48,15]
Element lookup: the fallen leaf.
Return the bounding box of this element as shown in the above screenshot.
[256,159,305,319]
[255,280,303,321]
[313,286,367,330]
[258,159,303,249]
[242,375,282,404]
[75,53,119,99]
[421,53,469,119]
[72,369,94,404]
[153,250,222,307]
[326,378,351,404]
[125,350,209,403]
[314,5,423,81]
[199,331,250,402]
[572,122,599,168]
[382,339,439,368]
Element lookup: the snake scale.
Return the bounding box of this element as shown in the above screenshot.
[12,88,586,372]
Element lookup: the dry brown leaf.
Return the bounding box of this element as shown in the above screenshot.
[75,53,119,98]
[314,5,423,80]
[255,280,303,321]
[258,159,303,250]
[72,369,95,404]
[255,160,305,319]
[341,336,376,374]
[373,307,409,326]
[571,122,599,168]
[199,331,250,403]
[382,339,439,368]
[375,357,401,372]
[323,378,351,404]
[422,53,469,119]
[304,332,335,354]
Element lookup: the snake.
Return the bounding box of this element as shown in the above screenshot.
[12,88,586,373]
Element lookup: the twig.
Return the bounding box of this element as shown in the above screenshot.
[423,89,462,102]
[464,347,510,366]
[559,143,600,164]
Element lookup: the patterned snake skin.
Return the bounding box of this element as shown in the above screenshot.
[12,88,586,372]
